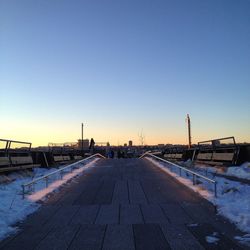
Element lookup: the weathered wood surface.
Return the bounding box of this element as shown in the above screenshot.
[0,158,246,249]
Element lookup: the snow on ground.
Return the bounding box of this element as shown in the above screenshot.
[146,157,250,246]
[0,157,100,241]
[226,162,250,180]
[206,232,219,244]
[28,158,99,202]
[181,160,250,180]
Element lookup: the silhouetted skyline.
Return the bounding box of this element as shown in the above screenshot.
[1,0,250,146]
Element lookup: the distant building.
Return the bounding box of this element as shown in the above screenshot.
[129,140,133,147]
[78,139,89,149]
[124,143,127,147]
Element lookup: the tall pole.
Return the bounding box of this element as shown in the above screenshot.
[187,114,192,148]
[81,123,83,152]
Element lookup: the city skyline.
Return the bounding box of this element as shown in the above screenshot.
[1,0,250,146]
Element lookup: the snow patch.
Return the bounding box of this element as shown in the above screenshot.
[206,233,219,244]
[226,162,250,180]
[0,158,99,240]
[188,223,198,227]
[234,234,250,247]
[146,157,250,235]
[28,158,99,202]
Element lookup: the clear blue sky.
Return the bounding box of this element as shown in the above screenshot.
[1,0,250,146]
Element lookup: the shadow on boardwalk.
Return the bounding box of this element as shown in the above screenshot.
[0,158,247,250]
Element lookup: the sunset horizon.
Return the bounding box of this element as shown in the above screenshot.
[1,0,249,147]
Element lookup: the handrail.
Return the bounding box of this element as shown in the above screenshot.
[140,152,217,197]
[0,139,32,153]
[198,136,236,146]
[22,153,105,198]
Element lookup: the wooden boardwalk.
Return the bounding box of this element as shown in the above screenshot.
[0,158,246,250]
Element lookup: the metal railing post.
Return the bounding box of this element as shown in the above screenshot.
[22,185,25,199]
[21,153,105,196]
[214,182,217,198]
[45,177,48,188]
[142,153,216,197]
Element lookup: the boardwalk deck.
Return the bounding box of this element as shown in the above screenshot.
[0,158,247,250]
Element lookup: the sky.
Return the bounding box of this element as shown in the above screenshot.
[0,0,250,146]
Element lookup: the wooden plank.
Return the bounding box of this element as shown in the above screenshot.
[187,223,243,250]
[141,204,169,224]
[181,202,215,224]
[174,153,183,159]
[161,204,193,225]
[24,205,61,228]
[10,156,33,165]
[43,205,80,228]
[140,180,167,204]
[73,155,82,160]
[93,180,115,204]
[62,155,71,161]
[95,205,119,224]
[70,205,99,225]
[35,224,80,250]
[102,225,135,250]
[46,167,102,206]
[58,176,102,206]
[120,205,144,224]
[182,201,245,240]
[133,224,170,250]
[1,225,54,250]
[197,153,212,160]
[44,189,69,205]
[68,225,106,250]
[74,181,103,205]
[212,152,234,161]
[54,189,83,206]
[53,156,64,162]
[0,157,10,166]
[160,224,204,250]
[163,154,171,159]
[112,180,129,204]
[128,180,148,204]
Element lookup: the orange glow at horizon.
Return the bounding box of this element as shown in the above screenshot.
[1,117,249,148]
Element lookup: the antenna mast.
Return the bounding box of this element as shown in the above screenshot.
[138,130,145,146]
[81,123,84,152]
[186,114,192,148]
